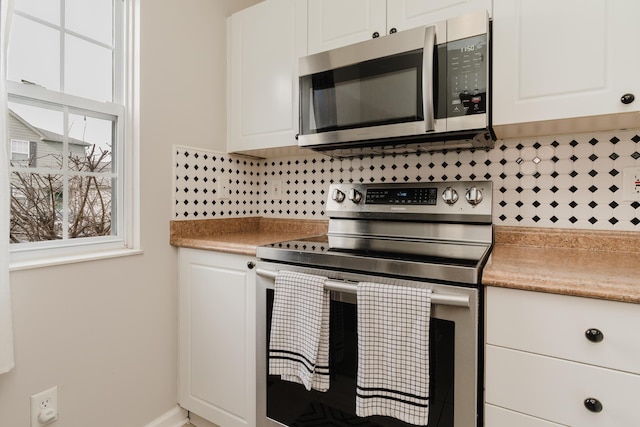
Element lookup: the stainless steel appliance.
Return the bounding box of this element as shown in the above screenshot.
[256,181,492,427]
[297,11,494,158]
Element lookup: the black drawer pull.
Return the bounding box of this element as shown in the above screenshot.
[584,397,603,413]
[585,328,604,343]
[621,93,635,104]
[247,261,256,270]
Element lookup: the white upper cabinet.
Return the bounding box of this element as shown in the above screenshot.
[492,0,640,139]
[308,0,492,55]
[227,0,307,157]
[387,0,492,32]
[307,0,386,55]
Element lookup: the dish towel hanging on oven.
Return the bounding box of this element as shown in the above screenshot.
[356,282,432,425]
[269,270,331,392]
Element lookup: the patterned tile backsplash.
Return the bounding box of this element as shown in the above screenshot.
[174,129,640,231]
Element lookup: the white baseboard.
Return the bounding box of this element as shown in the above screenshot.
[144,405,189,427]
[188,413,220,427]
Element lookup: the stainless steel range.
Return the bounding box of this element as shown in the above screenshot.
[256,181,493,427]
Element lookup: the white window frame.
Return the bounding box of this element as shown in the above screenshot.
[8,0,141,270]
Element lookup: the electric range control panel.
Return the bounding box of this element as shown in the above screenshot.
[365,187,439,205]
[326,181,492,222]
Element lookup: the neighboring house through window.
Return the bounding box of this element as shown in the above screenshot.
[6,0,136,263]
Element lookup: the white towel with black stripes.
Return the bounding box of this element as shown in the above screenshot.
[269,270,330,392]
[356,282,432,426]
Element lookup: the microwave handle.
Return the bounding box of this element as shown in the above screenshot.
[422,25,436,132]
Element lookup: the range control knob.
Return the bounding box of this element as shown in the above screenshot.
[442,187,459,205]
[332,188,346,203]
[348,188,363,203]
[465,187,483,205]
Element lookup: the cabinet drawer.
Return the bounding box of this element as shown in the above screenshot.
[485,404,564,427]
[485,345,640,427]
[486,287,640,374]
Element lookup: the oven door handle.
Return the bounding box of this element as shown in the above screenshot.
[256,268,470,308]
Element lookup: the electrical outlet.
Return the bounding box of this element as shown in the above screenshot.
[622,167,640,201]
[31,386,58,426]
[216,176,230,200]
[272,180,283,200]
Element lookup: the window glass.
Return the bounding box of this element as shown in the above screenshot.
[65,34,113,101]
[8,100,118,243]
[67,113,115,174]
[8,1,116,102]
[7,15,61,90]
[68,174,114,239]
[10,172,64,243]
[8,102,64,170]
[66,0,113,46]
[14,0,60,26]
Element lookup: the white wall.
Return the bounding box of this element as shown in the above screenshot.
[0,1,260,425]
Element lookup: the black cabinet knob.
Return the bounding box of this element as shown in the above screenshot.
[585,328,604,343]
[372,31,380,38]
[247,261,256,270]
[621,93,635,104]
[584,397,603,413]
[389,27,397,34]
[295,133,299,140]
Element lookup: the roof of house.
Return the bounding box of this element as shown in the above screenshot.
[9,109,91,147]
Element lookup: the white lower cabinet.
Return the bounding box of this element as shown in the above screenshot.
[178,248,256,427]
[486,346,640,427]
[485,404,564,427]
[485,287,640,427]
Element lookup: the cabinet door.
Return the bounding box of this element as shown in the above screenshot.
[493,0,640,138]
[227,0,307,155]
[486,345,640,427]
[387,0,492,32]
[486,287,640,375]
[307,0,386,54]
[485,404,564,427]
[179,248,256,427]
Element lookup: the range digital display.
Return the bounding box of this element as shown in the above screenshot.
[365,187,438,205]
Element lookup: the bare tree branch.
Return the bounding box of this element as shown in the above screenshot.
[10,146,113,243]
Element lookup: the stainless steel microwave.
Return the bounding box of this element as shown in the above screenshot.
[298,11,494,157]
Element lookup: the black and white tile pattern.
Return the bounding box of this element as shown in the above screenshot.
[173,129,640,231]
[174,149,260,218]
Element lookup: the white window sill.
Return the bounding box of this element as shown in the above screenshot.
[9,248,144,272]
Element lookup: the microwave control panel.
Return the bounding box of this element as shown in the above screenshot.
[446,34,487,117]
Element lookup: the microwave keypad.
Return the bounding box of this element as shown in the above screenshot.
[447,34,487,117]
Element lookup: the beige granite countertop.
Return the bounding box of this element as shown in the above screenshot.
[171,219,640,303]
[170,217,328,256]
[483,227,640,304]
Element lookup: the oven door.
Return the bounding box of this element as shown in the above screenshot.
[256,261,480,427]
